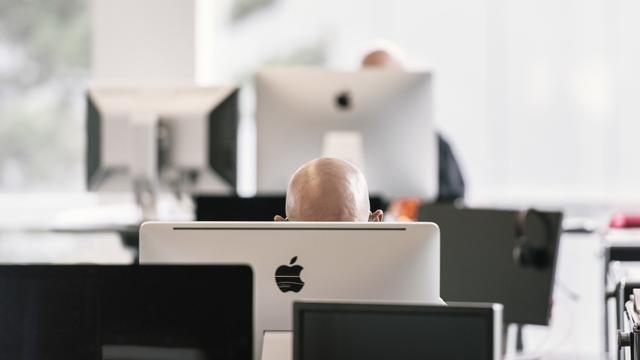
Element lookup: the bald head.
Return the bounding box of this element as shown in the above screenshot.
[361,49,404,70]
[275,158,383,222]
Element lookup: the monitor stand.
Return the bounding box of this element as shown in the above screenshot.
[261,331,292,360]
[322,130,366,174]
[516,324,525,352]
[502,323,527,356]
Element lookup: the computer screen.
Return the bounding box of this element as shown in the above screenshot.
[419,204,562,325]
[0,265,252,360]
[294,302,501,360]
[256,67,438,200]
[194,195,387,221]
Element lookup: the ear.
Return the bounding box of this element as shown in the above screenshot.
[368,209,384,222]
[274,215,287,222]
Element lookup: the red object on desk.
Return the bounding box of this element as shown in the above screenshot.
[387,198,421,222]
[610,213,640,228]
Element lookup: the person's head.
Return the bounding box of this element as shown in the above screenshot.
[360,41,407,70]
[361,49,404,70]
[274,157,384,222]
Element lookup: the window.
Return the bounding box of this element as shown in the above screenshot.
[0,0,88,191]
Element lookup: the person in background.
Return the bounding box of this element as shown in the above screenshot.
[274,157,384,222]
[361,45,466,202]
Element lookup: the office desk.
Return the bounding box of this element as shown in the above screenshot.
[0,230,135,264]
[604,230,640,355]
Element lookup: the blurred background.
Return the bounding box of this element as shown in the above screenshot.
[2,0,640,357]
[2,0,639,205]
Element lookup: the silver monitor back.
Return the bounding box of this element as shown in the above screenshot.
[256,67,438,200]
[86,86,238,195]
[139,221,441,359]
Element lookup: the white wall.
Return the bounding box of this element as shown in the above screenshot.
[616,0,640,194]
[485,0,626,204]
[91,0,196,85]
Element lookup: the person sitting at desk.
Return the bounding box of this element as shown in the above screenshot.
[361,45,466,202]
[274,157,384,222]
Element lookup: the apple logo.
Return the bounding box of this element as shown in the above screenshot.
[275,256,305,293]
[335,90,352,111]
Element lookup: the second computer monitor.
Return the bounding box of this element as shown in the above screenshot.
[256,67,438,200]
[139,221,441,359]
[294,301,502,360]
[419,204,562,325]
[0,265,252,360]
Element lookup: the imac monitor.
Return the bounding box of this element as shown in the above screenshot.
[256,67,438,200]
[0,264,252,360]
[87,86,238,194]
[139,221,441,358]
[294,301,502,360]
[419,204,562,325]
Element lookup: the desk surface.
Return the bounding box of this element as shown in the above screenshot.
[607,229,640,247]
[0,230,135,264]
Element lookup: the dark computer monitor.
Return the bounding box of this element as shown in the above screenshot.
[195,195,387,221]
[195,195,286,221]
[419,204,562,325]
[293,301,502,360]
[0,265,252,360]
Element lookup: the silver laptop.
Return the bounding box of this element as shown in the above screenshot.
[139,221,440,359]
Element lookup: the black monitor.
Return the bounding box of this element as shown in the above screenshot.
[195,194,387,221]
[419,204,562,325]
[293,301,502,360]
[195,195,286,221]
[0,265,252,360]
